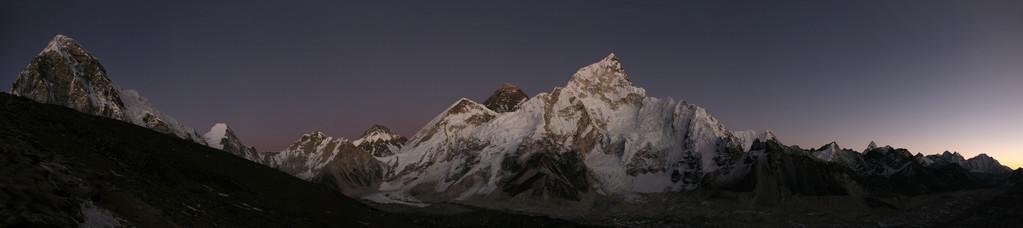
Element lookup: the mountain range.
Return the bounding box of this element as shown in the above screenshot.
[7,35,1022,226]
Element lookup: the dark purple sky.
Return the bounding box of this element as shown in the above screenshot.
[3,1,1022,167]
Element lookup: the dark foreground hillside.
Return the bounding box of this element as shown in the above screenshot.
[0,93,581,227]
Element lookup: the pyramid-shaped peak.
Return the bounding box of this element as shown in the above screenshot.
[484,83,529,113]
[866,141,878,151]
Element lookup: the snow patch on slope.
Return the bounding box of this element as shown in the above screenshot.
[79,200,124,228]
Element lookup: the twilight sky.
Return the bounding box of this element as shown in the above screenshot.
[2,1,1021,167]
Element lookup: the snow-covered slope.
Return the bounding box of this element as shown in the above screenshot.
[376,54,776,202]
[203,123,259,160]
[10,35,205,145]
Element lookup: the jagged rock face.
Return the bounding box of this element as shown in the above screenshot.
[855,146,984,195]
[352,125,407,157]
[740,139,858,205]
[10,35,205,145]
[11,35,128,122]
[265,132,385,195]
[482,83,528,113]
[378,54,775,204]
[203,123,259,161]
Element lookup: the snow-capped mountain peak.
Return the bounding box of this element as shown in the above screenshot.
[814,142,841,161]
[204,123,231,150]
[354,125,402,146]
[203,123,259,160]
[866,141,879,152]
[353,124,408,157]
[565,53,646,111]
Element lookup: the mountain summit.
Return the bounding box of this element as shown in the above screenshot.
[482,83,528,113]
[353,124,407,157]
[10,35,205,144]
[12,35,127,121]
[203,123,259,160]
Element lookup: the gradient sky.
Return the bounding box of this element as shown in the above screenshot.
[2,1,1021,168]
